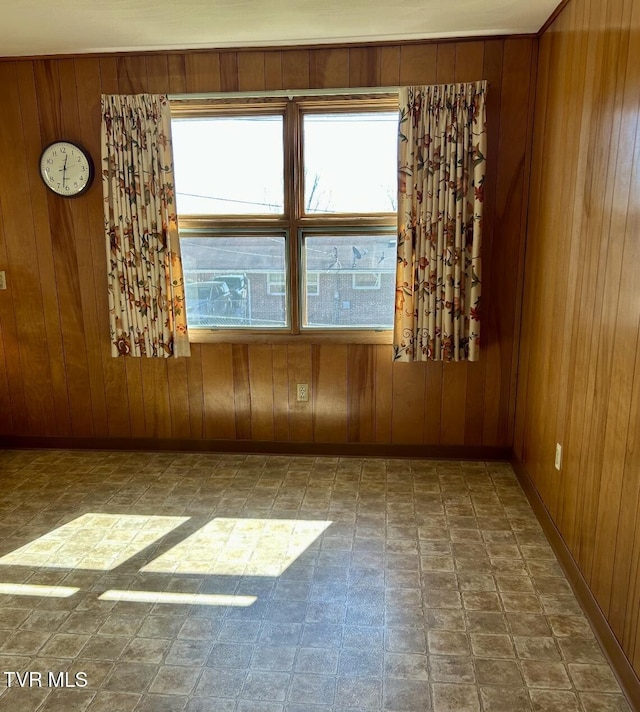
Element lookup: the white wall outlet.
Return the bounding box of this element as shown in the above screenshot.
[0,271,6,290]
[555,443,562,471]
[296,383,309,402]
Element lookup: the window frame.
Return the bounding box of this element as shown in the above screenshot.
[172,94,398,344]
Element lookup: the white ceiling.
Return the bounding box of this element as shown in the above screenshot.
[1,0,560,58]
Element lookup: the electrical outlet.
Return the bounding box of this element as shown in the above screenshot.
[296,383,309,402]
[555,443,562,471]
[0,271,6,290]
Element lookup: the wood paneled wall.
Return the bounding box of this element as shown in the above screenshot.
[515,0,640,678]
[0,38,535,447]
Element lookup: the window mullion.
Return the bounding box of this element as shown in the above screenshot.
[286,99,301,334]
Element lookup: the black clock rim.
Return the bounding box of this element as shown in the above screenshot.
[39,140,95,199]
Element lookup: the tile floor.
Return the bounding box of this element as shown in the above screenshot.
[0,450,631,712]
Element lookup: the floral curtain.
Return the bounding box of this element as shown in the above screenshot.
[394,81,487,362]
[101,94,190,358]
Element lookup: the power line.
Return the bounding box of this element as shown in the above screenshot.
[177,191,283,209]
[176,191,341,214]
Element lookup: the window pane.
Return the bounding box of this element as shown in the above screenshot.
[181,235,288,328]
[303,112,398,214]
[302,234,396,329]
[172,115,284,214]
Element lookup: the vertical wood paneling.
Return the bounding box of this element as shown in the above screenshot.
[248,345,275,441]
[309,49,349,88]
[313,345,348,443]
[574,0,625,578]
[202,344,235,439]
[264,52,283,90]
[612,0,640,650]
[186,343,205,439]
[146,54,170,93]
[0,99,27,434]
[399,44,437,85]
[167,358,191,439]
[282,50,310,89]
[56,58,96,436]
[587,0,636,613]
[0,61,58,435]
[151,360,173,439]
[374,345,393,443]
[391,363,426,444]
[487,39,533,448]
[272,345,290,441]
[99,57,118,92]
[238,51,265,91]
[116,55,147,93]
[454,41,484,81]
[619,331,640,657]
[185,53,221,93]
[568,0,616,569]
[347,345,375,443]
[73,57,109,437]
[16,61,70,436]
[348,47,380,87]
[379,47,400,87]
[1,37,534,460]
[0,322,12,433]
[220,52,239,91]
[440,364,467,446]
[133,359,154,437]
[436,44,456,80]
[553,0,592,556]
[168,55,188,96]
[515,0,640,681]
[232,344,252,439]
[423,363,442,445]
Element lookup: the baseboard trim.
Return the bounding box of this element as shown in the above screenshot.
[0,436,510,461]
[512,458,640,712]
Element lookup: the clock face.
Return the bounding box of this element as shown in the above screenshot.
[39,141,94,197]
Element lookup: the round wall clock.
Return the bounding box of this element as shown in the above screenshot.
[39,141,94,197]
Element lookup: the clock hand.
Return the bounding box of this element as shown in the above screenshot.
[61,155,68,187]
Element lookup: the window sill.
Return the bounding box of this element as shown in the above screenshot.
[188,329,393,345]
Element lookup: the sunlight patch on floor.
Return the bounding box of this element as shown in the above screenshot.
[99,589,257,606]
[0,582,80,597]
[141,517,332,576]
[0,513,190,570]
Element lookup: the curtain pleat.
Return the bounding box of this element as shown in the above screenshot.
[101,93,190,358]
[394,82,486,362]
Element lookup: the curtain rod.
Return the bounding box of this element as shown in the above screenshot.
[169,86,400,101]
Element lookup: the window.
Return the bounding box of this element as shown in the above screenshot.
[352,272,381,290]
[267,272,286,296]
[306,273,319,297]
[171,95,398,340]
